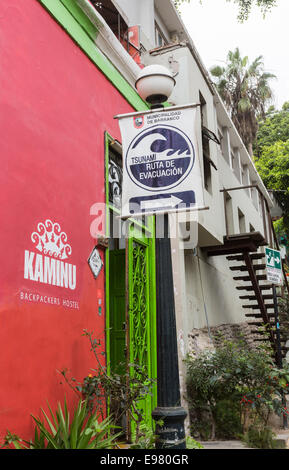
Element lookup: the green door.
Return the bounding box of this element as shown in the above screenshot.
[107,216,157,440]
[105,133,156,440]
[127,218,157,438]
[109,249,126,375]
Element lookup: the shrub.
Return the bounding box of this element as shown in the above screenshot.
[60,330,156,444]
[214,399,243,439]
[242,425,276,449]
[186,337,289,440]
[4,398,120,449]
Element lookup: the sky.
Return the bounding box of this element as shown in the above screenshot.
[178,0,289,109]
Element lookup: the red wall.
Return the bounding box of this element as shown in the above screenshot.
[0,0,133,442]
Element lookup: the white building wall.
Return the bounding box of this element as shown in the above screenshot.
[109,0,274,343]
[140,40,272,356]
[101,0,273,333]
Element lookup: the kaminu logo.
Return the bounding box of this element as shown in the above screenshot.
[24,220,76,290]
[126,124,195,192]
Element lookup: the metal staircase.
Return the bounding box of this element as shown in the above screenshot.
[227,251,287,362]
[205,232,289,364]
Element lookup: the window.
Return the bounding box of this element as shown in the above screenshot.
[92,1,129,52]
[238,208,246,234]
[224,191,234,235]
[241,164,245,184]
[231,149,241,182]
[203,156,212,192]
[200,93,212,193]
[155,22,167,48]
[231,151,236,171]
[105,134,126,250]
[251,182,259,211]
[108,141,123,209]
[224,192,234,236]
[218,127,224,156]
[241,164,251,196]
[220,126,231,165]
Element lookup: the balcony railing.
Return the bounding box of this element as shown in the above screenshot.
[220,185,289,296]
[220,184,274,247]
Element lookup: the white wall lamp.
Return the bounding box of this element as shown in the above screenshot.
[135,64,176,108]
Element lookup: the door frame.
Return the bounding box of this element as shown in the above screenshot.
[104,132,157,427]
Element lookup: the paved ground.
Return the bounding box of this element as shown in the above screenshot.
[199,440,251,449]
[199,430,289,449]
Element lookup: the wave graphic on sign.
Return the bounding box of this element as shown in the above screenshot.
[128,127,194,190]
[129,135,188,165]
[131,128,191,158]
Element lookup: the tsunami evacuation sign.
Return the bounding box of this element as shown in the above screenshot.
[115,104,204,217]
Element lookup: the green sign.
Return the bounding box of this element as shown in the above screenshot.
[265,247,282,284]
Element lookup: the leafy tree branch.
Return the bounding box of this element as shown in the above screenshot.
[174,0,277,21]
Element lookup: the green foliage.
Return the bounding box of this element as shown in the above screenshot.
[231,0,277,21]
[255,102,289,155]
[60,330,156,443]
[186,338,289,440]
[190,413,212,440]
[174,0,277,21]
[274,218,286,238]
[277,292,289,339]
[214,399,243,439]
[128,422,204,449]
[255,140,289,236]
[4,398,120,449]
[129,421,162,449]
[255,141,289,190]
[242,425,276,449]
[186,436,204,449]
[253,101,289,240]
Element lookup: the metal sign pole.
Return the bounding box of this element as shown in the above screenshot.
[115,101,204,448]
[152,213,187,448]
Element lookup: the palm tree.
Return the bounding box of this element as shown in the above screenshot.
[210,48,275,155]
